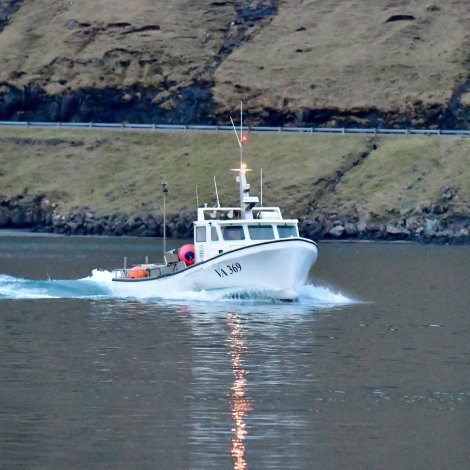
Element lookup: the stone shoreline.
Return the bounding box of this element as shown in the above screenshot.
[1,194,468,244]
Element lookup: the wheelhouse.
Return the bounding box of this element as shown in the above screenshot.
[193,206,300,262]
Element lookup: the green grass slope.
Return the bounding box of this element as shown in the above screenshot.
[0,128,468,224]
[215,0,470,117]
[0,0,233,94]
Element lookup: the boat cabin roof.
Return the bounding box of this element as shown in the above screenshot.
[197,206,285,222]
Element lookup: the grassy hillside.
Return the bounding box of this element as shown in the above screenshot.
[0,127,468,223]
[215,1,470,116]
[309,136,470,218]
[0,0,232,93]
[0,1,469,126]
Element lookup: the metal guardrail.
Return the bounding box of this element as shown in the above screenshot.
[0,120,468,136]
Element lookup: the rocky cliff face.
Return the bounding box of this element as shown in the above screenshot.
[0,192,466,244]
[1,193,468,243]
[0,0,469,127]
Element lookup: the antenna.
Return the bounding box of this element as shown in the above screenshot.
[230,116,241,147]
[213,175,220,207]
[162,180,168,258]
[260,168,263,206]
[230,101,244,169]
[196,185,199,208]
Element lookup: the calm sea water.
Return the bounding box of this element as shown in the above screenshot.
[0,233,469,470]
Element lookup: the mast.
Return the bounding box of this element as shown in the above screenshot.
[162,180,168,256]
[230,102,259,219]
[240,102,243,169]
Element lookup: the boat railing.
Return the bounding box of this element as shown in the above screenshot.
[112,260,187,280]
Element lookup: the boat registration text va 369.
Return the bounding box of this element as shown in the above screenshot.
[111,108,318,300]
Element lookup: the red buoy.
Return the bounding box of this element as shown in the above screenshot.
[178,244,195,266]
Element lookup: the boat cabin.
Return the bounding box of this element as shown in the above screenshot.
[193,206,299,262]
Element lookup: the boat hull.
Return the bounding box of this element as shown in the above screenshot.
[111,238,318,300]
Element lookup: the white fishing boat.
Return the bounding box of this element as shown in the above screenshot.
[111,107,318,300]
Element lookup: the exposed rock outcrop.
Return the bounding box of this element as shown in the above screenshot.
[300,184,469,244]
[0,194,468,244]
[0,0,23,33]
[1,82,469,129]
[0,194,194,239]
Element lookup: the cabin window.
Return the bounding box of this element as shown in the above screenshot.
[278,225,298,238]
[248,225,275,240]
[196,226,206,242]
[211,226,219,241]
[222,225,245,241]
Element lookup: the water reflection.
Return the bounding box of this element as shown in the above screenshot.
[226,313,252,470]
